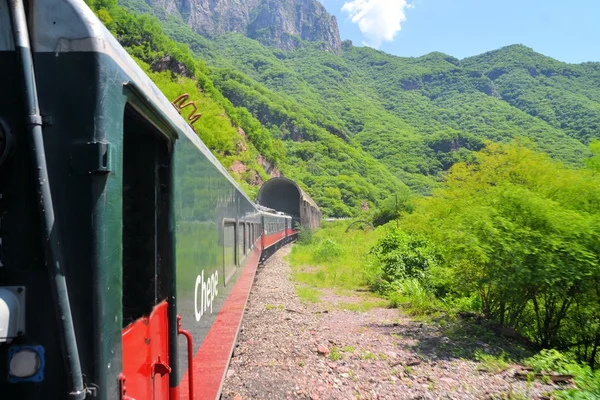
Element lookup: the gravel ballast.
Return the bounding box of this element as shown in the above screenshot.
[222,245,561,400]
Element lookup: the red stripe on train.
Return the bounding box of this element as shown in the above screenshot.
[179,243,262,399]
[262,231,287,249]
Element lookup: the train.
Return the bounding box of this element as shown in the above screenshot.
[0,0,321,399]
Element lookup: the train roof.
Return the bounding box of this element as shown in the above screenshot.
[14,0,255,206]
[255,204,277,213]
[259,210,292,219]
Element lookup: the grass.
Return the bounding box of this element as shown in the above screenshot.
[296,286,321,303]
[264,304,284,310]
[360,351,377,360]
[474,350,511,373]
[336,300,389,312]
[287,221,390,290]
[523,349,600,399]
[388,278,443,317]
[343,345,355,353]
[329,346,342,361]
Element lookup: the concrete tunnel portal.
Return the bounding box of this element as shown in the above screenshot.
[257,177,301,218]
[257,177,322,230]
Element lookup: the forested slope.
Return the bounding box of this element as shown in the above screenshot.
[142,3,598,190]
[197,37,595,189]
[96,0,599,218]
[91,0,410,217]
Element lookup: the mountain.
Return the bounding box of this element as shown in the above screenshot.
[93,0,599,217]
[193,35,597,189]
[143,0,342,52]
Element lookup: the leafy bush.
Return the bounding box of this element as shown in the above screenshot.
[369,229,438,294]
[525,350,600,399]
[371,192,415,227]
[312,239,343,263]
[474,350,510,373]
[296,224,313,245]
[388,278,438,314]
[398,142,600,368]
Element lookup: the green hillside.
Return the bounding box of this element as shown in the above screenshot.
[91,0,599,218]
[198,37,595,186]
[156,13,597,188]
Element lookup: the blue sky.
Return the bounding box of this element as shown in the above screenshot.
[320,0,600,63]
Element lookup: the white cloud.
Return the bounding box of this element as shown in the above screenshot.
[341,0,412,48]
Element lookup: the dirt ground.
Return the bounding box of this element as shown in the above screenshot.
[222,245,564,400]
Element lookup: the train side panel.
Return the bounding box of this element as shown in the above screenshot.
[172,134,261,399]
[0,1,263,399]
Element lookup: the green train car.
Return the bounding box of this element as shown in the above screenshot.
[0,0,319,398]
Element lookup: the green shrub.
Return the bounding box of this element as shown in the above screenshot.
[296,224,314,245]
[474,350,510,373]
[369,229,438,293]
[312,238,343,262]
[525,350,600,399]
[388,278,438,313]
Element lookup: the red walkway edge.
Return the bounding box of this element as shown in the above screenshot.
[179,244,262,400]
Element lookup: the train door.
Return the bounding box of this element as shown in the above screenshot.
[120,105,174,400]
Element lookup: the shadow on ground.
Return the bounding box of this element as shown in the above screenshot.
[366,315,536,363]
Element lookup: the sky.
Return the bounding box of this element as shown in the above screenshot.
[320,0,600,64]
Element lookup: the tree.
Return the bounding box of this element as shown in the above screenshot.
[401,142,600,361]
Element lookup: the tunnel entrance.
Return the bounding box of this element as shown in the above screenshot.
[257,177,321,231]
[257,177,301,218]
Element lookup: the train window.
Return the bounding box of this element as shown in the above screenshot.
[247,223,251,250]
[122,105,172,328]
[246,223,251,251]
[242,222,246,255]
[245,222,249,252]
[238,221,245,258]
[223,221,236,283]
[243,222,248,254]
[250,224,254,247]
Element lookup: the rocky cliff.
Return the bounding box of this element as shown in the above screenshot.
[146,0,342,53]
